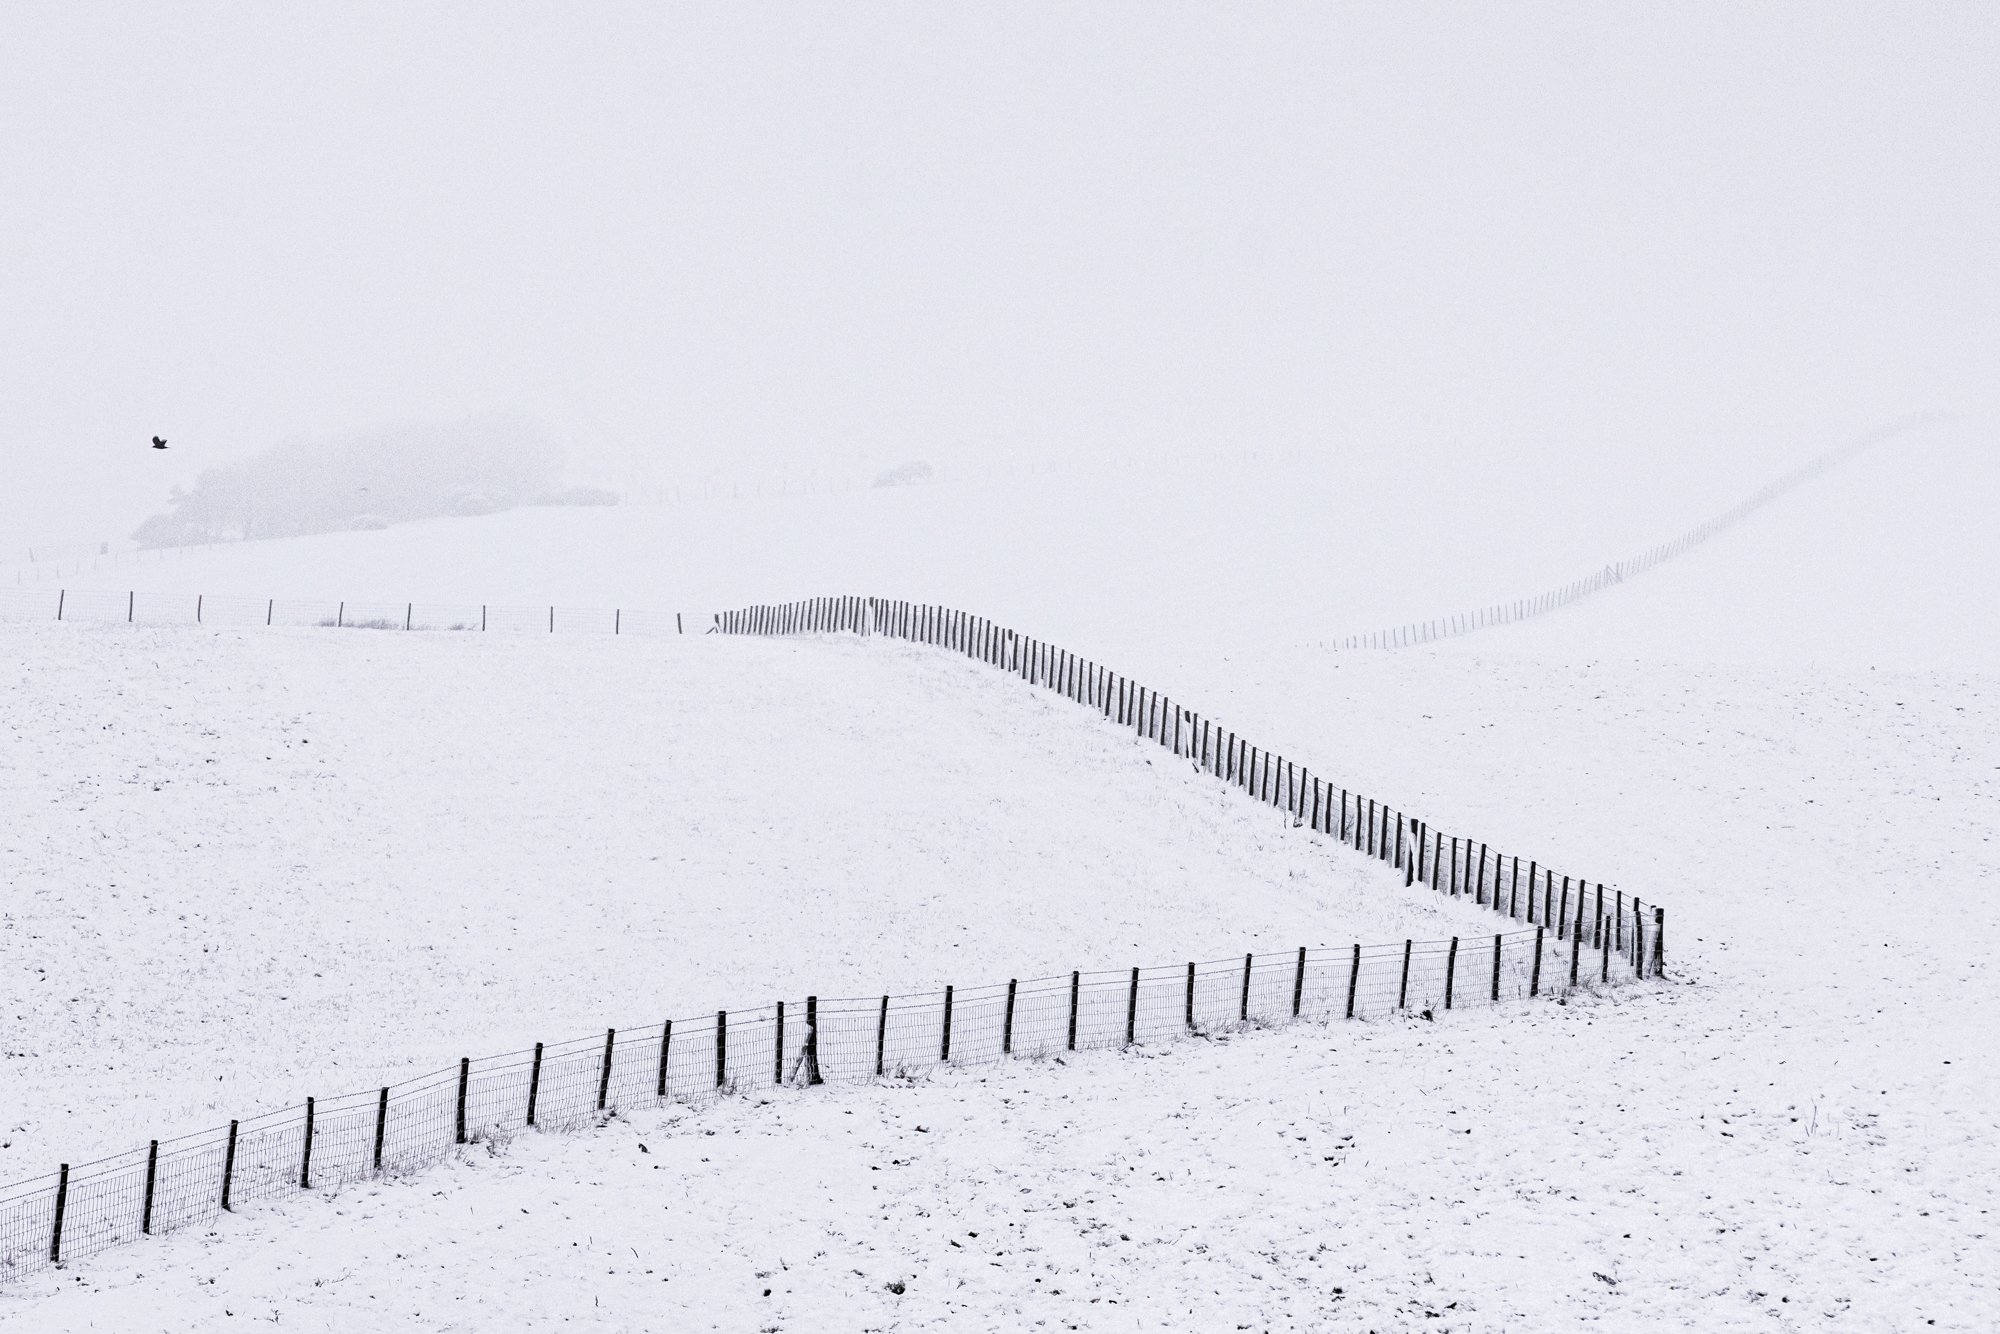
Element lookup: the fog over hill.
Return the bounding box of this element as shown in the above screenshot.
[4,5,1994,554]
[4,3,1999,1328]
[128,417,576,547]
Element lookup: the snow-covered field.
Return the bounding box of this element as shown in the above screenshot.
[5,422,1999,1330]
[2,624,1498,1182]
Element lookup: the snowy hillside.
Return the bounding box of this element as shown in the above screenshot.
[12,633,1995,1331]
[0,435,1825,664]
[11,415,1990,676]
[1,622,1493,1181]
[4,418,1999,1330]
[1470,420,2000,667]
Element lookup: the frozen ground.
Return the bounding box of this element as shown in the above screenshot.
[0,623,1490,1179]
[0,437,1845,662]
[5,420,1999,1329]
[10,647,1996,1331]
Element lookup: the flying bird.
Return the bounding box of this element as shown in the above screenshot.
[151,436,168,450]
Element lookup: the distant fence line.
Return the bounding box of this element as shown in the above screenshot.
[1321,412,1946,650]
[1,590,1665,1285]
[717,595,1663,978]
[0,587,697,637]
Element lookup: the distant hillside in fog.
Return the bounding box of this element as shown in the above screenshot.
[131,417,576,547]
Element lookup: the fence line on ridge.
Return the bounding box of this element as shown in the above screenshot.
[1319,412,1946,651]
[0,587,697,637]
[713,594,1665,975]
[1,589,1667,1285]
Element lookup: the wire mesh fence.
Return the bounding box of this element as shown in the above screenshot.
[0,924,1627,1286]
[0,588,695,637]
[1,588,1666,1284]
[1318,412,1942,650]
[713,594,1667,986]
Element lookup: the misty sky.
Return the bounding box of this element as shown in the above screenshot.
[2,3,1994,547]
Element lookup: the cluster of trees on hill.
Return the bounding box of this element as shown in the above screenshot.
[132,418,612,548]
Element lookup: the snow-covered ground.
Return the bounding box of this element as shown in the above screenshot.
[5,419,1999,1329]
[0,437,1831,663]
[1,624,1493,1181]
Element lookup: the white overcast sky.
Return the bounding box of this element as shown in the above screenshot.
[1,3,1993,546]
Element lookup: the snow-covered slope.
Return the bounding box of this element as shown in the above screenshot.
[1471,421,2000,667]
[1,621,1486,1181]
[0,432,1854,665]
[12,644,1995,1333]
[5,416,1999,1330]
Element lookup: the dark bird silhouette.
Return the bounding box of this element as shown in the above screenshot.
[151,436,168,450]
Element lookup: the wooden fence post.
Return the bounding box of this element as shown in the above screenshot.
[300,1097,316,1189]
[1004,981,1017,1055]
[1126,968,1139,1046]
[1067,971,1080,1050]
[221,1120,239,1211]
[1240,952,1252,1022]
[773,1002,787,1085]
[717,1011,730,1088]
[1445,938,1459,1009]
[527,1044,543,1127]
[803,997,823,1085]
[456,1058,470,1143]
[1292,947,1306,1018]
[941,987,954,1063]
[1531,928,1545,996]
[374,1086,389,1170]
[1345,944,1360,1019]
[1398,940,1412,1009]
[50,1164,69,1264]
[1492,935,1503,1002]
[875,997,888,1076]
[1653,907,1666,977]
[1569,909,1584,989]
[599,1028,617,1110]
[142,1140,159,1234]
[1184,963,1196,1031]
